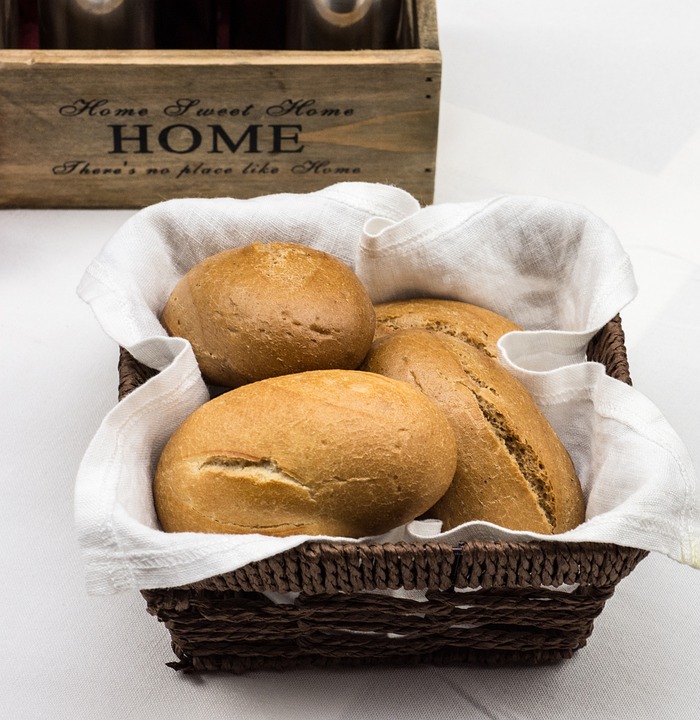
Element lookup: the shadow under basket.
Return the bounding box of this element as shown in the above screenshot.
[118,315,647,673]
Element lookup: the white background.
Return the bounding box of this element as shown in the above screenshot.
[2,1,699,718]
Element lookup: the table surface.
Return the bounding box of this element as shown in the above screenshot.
[2,1,699,718]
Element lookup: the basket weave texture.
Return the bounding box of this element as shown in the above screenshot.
[118,316,646,673]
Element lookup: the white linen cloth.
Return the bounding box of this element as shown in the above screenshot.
[75,181,699,594]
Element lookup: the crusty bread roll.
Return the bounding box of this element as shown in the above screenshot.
[362,329,585,534]
[374,298,521,360]
[161,242,376,388]
[154,369,457,537]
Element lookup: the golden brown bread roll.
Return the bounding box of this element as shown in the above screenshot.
[374,298,522,360]
[154,369,458,537]
[161,242,376,388]
[362,329,585,534]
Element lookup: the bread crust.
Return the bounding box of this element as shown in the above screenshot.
[154,369,458,537]
[161,242,376,388]
[362,329,585,533]
[374,298,521,359]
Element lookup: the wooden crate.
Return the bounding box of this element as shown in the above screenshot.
[0,1,440,209]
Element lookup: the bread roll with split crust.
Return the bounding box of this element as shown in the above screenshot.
[161,242,376,388]
[374,298,521,360]
[362,329,585,534]
[154,369,458,537]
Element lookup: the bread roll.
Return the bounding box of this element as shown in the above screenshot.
[161,242,376,388]
[154,369,458,538]
[362,329,585,534]
[374,298,521,360]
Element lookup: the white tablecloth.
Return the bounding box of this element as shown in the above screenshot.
[2,1,699,718]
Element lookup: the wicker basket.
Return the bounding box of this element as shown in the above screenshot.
[118,316,647,673]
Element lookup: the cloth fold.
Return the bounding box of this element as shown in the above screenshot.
[74,182,699,594]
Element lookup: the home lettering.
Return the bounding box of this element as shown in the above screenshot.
[108,123,304,154]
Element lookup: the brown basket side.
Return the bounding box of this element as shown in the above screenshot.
[118,347,158,400]
[142,540,647,674]
[586,314,631,385]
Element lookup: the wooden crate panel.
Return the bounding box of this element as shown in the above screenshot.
[0,4,440,208]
